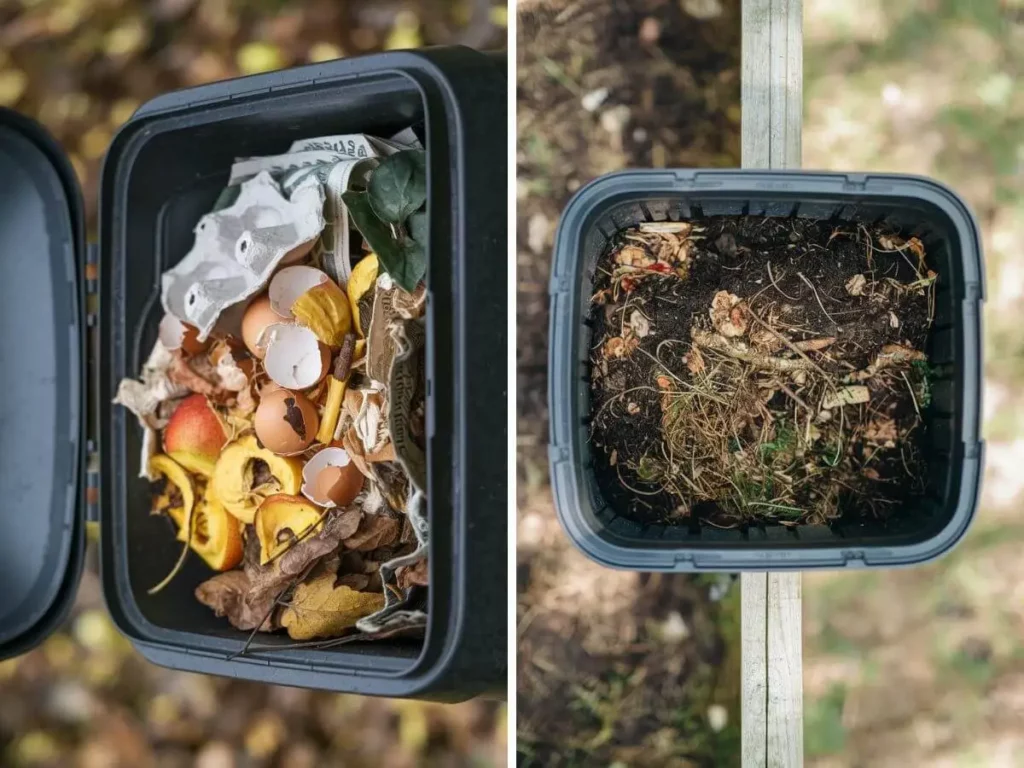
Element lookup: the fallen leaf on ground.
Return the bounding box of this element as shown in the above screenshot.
[822,385,871,409]
[709,290,748,337]
[280,573,385,640]
[627,402,640,415]
[889,311,899,329]
[845,274,867,296]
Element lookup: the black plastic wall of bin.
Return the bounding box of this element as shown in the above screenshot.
[96,48,506,699]
[549,170,984,572]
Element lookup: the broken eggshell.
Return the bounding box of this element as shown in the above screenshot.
[161,172,326,340]
[269,266,329,318]
[158,314,209,356]
[271,266,353,347]
[301,447,364,508]
[240,294,284,359]
[262,324,330,390]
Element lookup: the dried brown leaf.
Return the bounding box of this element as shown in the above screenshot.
[280,573,385,640]
[343,513,401,552]
[335,573,371,591]
[397,559,429,590]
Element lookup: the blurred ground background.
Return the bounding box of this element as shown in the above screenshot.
[0,2,506,767]
[517,1,742,765]
[802,1,1024,765]
[518,0,1024,766]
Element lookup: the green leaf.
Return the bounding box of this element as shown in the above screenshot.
[342,191,425,293]
[367,150,426,224]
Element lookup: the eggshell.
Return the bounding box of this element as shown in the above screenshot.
[269,265,329,319]
[263,324,330,390]
[158,314,208,356]
[241,294,283,359]
[254,388,319,455]
[300,447,364,507]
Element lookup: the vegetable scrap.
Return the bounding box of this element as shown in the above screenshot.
[115,133,430,644]
[589,216,937,527]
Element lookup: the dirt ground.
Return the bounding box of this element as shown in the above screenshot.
[517,0,742,764]
[0,3,506,767]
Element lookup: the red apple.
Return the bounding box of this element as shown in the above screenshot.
[163,394,227,477]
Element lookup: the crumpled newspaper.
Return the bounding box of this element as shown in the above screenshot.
[358,316,428,637]
[161,172,325,340]
[113,341,190,479]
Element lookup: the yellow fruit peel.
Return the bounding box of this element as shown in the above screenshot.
[316,376,347,444]
[291,280,352,347]
[347,254,378,337]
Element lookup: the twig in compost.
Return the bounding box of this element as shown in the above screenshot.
[792,337,837,353]
[747,501,804,514]
[617,465,668,496]
[743,308,837,385]
[797,271,838,327]
[901,370,921,417]
[691,330,814,373]
[766,261,798,301]
[779,383,811,412]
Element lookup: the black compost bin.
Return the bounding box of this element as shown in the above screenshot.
[0,46,507,701]
[549,169,984,572]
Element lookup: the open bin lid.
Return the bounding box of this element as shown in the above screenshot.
[0,108,87,660]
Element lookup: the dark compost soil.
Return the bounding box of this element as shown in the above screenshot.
[588,215,936,528]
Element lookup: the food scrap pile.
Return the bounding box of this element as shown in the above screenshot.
[589,216,937,528]
[116,135,430,644]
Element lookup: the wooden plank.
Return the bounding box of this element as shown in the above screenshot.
[766,572,803,765]
[741,572,769,767]
[740,0,804,766]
